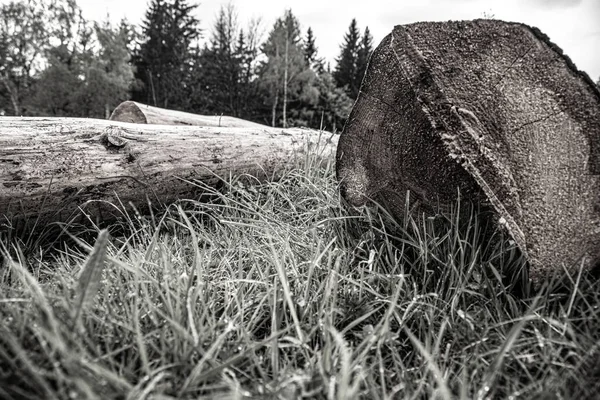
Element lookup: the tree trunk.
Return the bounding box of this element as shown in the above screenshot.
[283,37,289,129]
[110,101,267,128]
[1,76,20,116]
[272,45,280,128]
[148,69,157,107]
[336,19,600,286]
[271,91,278,128]
[0,117,336,233]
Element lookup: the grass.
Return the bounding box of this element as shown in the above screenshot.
[1,148,599,400]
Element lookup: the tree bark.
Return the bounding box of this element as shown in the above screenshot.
[283,37,289,128]
[110,101,267,128]
[0,117,336,232]
[271,91,278,128]
[336,19,600,286]
[1,76,20,116]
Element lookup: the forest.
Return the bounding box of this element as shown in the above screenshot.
[0,0,376,132]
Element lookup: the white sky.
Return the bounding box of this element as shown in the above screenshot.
[9,0,600,79]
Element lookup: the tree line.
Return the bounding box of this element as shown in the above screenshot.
[0,0,374,131]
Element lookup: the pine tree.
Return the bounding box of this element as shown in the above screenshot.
[356,26,373,92]
[333,19,360,99]
[133,0,200,110]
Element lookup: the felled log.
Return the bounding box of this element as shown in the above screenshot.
[336,19,600,286]
[109,101,267,128]
[0,117,335,232]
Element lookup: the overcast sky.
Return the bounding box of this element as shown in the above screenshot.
[66,0,600,80]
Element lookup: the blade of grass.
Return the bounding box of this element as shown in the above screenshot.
[404,326,453,400]
[72,230,110,330]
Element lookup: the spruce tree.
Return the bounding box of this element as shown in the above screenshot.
[333,19,360,99]
[133,0,200,110]
[356,26,373,92]
[192,5,239,115]
[303,27,324,72]
[190,4,259,119]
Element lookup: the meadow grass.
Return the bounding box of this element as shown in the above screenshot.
[1,149,599,400]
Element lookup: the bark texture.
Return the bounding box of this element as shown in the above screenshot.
[336,19,600,285]
[0,117,335,232]
[109,101,267,128]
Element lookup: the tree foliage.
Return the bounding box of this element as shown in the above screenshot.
[28,0,135,118]
[333,20,374,100]
[0,0,50,115]
[315,71,353,132]
[74,21,136,117]
[356,26,373,92]
[190,4,260,119]
[28,0,94,116]
[333,19,360,99]
[258,10,318,127]
[0,0,363,130]
[303,27,324,73]
[132,0,200,110]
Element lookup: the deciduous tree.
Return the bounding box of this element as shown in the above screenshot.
[315,71,353,132]
[28,2,135,119]
[27,0,94,116]
[258,10,318,128]
[0,0,49,115]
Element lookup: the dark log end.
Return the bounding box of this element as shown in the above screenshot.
[109,101,148,124]
[337,19,600,287]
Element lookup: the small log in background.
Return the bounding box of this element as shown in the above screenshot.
[336,19,600,285]
[0,111,336,233]
[109,100,268,128]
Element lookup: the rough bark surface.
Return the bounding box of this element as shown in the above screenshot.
[109,101,267,128]
[336,19,600,286]
[0,117,335,231]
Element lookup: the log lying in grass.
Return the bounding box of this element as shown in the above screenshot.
[0,117,336,232]
[110,100,267,128]
[336,19,600,286]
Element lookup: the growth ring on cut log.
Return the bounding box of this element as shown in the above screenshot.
[336,19,600,285]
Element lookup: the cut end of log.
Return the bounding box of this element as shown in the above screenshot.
[337,18,600,287]
[109,101,148,124]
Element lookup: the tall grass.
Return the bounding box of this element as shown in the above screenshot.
[1,149,599,399]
